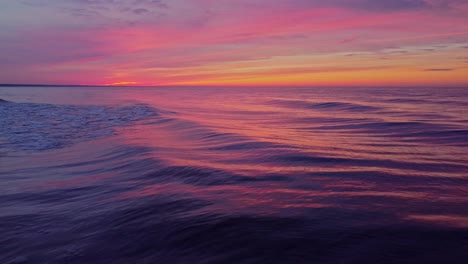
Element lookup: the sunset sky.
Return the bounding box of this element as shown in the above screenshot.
[0,0,467,86]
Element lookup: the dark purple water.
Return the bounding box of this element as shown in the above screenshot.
[0,86,467,263]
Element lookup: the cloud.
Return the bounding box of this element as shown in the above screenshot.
[423,68,454,71]
[69,0,167,9]
[275,0,427,12]
[340,35,360,44]
[1,0,467,85]
[346,0,426,11]
[456,56,468,63]
[343,0,468,12]
[133,8,150,15]
[26,0,168,23]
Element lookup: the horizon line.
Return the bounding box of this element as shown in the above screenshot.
[1,83,467,89]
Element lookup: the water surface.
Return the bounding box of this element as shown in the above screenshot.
[1,86,467,263]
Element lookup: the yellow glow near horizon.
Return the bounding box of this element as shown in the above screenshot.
[106,81,138,86]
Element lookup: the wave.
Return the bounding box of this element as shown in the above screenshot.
[309,120,467,145]
[267,153,468,173]
[1,87,468,263]
[2,205,467,263]
[270,100,381,112]
[397,129,468,145]
[384,98,429,104]
[0,102,160,151]
[315,121,452,132]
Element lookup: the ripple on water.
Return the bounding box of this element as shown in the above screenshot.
[1,87,467,264]
[0,102,160,151]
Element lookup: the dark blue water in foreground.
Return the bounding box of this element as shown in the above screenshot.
[0,86,467,263]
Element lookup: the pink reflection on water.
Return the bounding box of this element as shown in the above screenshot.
[3,86,466,230]
[102,87,468,228]
[405,214,468,228]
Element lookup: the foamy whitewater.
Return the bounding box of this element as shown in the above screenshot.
[0,86,467,263]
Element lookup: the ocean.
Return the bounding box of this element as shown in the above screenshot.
[0,86,467,263]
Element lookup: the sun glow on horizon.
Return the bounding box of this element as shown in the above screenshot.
[106,81,139,86]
